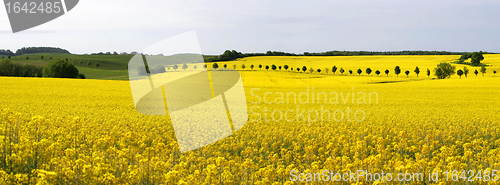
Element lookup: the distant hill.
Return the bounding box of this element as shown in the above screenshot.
[15,47,71,55]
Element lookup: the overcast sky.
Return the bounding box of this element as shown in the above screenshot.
[1,0,499,55]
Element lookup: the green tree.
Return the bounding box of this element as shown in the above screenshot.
[405,70,410,78]
[94,62,100,68]
[357,68,362,76]
[302,66,307,73]
[87,61,91,67]
[194,65,198,70]
[223,64,227,69]
[0,60,43,77]
[457,69,464,78]
[426,69,430,77]
[394,66,401,77]
[494,70,497,76]
[332,66,338,75]
[463,67,469,77]
[213,63,219,70]
[79,61,83,66]
[279,66,282,70]
[339,68,345,75]
[250,64,254,70]
[366,68,372,75]
[233,64,237,70]
[309,67,314,73]
[77,74,86,79]
[284,65,289,71]
[385,69,389,77]
[480,66,486,77]
[470,52,484,66]
[375,70,381,76]
[42,60,80,78]
[41,56,44,60]
[474,69,479,76]
[296,68,300,72]
[434,62,456,79]
[182,63,188,70]
[325,68,329,74]
[317,68,321,73]
[173,64,179,71]
[265,65,269,70]
[259,64,262,70]
[26,57,29,60]
[271,64,277,70]
[349,70,353,75]
[151,65,166,74]
[241,64,246,70]
[203,64,207,69]
[414,66,420,77]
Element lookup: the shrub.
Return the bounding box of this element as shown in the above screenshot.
[43,60,80,78]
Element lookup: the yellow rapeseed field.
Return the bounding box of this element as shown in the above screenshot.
[1,55,500,184]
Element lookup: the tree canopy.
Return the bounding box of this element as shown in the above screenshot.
[42,60,80,78]
[15,47,70,55]
[434,62,456,79]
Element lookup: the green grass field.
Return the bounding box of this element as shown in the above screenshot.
[4,53,218,80]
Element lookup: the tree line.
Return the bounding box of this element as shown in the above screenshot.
[14,47,70,55]
[454,52,487,66]
[0,59,85,79]
[0,59,43,77]
[0,49,15,56]
[204,50,494,63]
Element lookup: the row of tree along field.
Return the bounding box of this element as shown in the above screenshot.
[143,52,495,79]
[202,62,495,79]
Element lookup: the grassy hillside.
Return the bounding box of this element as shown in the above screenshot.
[6,53,132,69]
[4,53,219,80]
